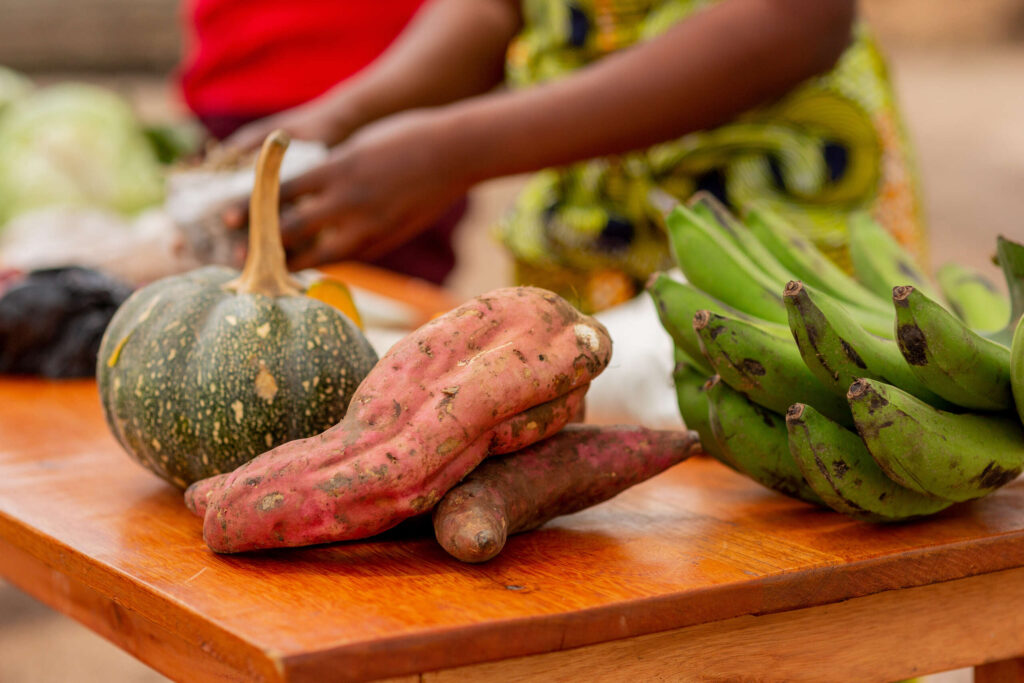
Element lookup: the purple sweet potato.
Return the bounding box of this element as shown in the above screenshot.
[433,424,700,563]
[194,287,612,553]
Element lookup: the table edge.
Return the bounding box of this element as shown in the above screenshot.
[277,530,1024,681]
[5,497,1024,682]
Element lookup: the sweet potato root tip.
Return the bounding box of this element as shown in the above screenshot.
[432,490,510,563]
[185,479,214,517]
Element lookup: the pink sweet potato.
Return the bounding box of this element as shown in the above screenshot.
[432,425,700,563]
[488,384,588,454]
[195,287,612,553]
[185,383,588,518]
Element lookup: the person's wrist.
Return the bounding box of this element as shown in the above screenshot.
[320,100,361,146]
[314,87,378,145]
[431,106,489,192]
[434,101,497,189]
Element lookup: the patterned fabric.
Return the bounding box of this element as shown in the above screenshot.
[499,0,925,313]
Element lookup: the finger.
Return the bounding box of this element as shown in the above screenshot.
[357,218,427,261]
[279,194,345,248]
[288,223,375,270]
[278,164,336,204]
[356,203,451,261]
[286,243,331,271]
[222,120,279,155]
[221,200,249,230]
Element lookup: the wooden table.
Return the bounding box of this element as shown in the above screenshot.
[3,380,1024,683]
[4,264,1024,682]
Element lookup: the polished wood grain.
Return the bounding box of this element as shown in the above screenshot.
[3,377,1024,682]
[422,566,1024,682]
[977,658,1024,683]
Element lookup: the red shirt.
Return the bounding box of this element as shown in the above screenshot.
[180,0,425,117]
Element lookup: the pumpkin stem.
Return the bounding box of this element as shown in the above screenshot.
[226,130,303,297]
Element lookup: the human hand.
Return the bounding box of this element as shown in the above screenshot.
[223,109,470,269]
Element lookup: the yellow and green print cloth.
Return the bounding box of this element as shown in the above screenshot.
[499,0,925,312]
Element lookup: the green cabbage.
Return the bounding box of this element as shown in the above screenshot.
[0,83,164,226]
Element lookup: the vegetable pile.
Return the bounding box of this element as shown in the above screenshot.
[650,192,1024,522]
[97,133,377,489]
[183,283,696,558]
[90,130,696,562]
[185,282,615,551]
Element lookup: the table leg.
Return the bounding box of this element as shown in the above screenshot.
[976,658,1024,683]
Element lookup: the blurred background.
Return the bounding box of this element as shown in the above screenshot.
[1,0,1022,680]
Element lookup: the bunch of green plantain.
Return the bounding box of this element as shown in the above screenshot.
[650,192,1024,523]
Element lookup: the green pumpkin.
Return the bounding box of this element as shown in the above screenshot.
[97,131,377,488]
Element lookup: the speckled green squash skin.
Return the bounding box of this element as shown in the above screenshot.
[97,265,378,489]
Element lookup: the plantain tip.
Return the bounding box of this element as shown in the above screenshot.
[692,309,711,330]
[644,271,665,291]
[786,403,806,422]
[847,379,869,399]
[892,285,914,302]
[783,280,803,297]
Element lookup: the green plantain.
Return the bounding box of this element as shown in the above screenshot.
[693,309,853,425]
[745,205,888,314]
[688,191,743,239]
[688,192,796,285]
[847,211,938,301]
[847,378,1024,502]
[893,285,1013,411]
[672,348,736,470]
[784,281,952,408]
[935,262,1010,333]
[665,205,790,323]
[646,272,789,376]
[1011,317,1024,426]
[989,236,1024,346]
[666,205,894,336]
[705,376,821,504]
[786,403,954,522]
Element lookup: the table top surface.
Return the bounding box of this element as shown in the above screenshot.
[3,268,1024,682]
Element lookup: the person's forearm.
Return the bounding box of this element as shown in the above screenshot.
[444,0,855,183]
[322,0,521,133]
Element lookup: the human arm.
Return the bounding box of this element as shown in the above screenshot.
[249,0,857,266]
[449,0,856,180]
[223,0,522,151]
